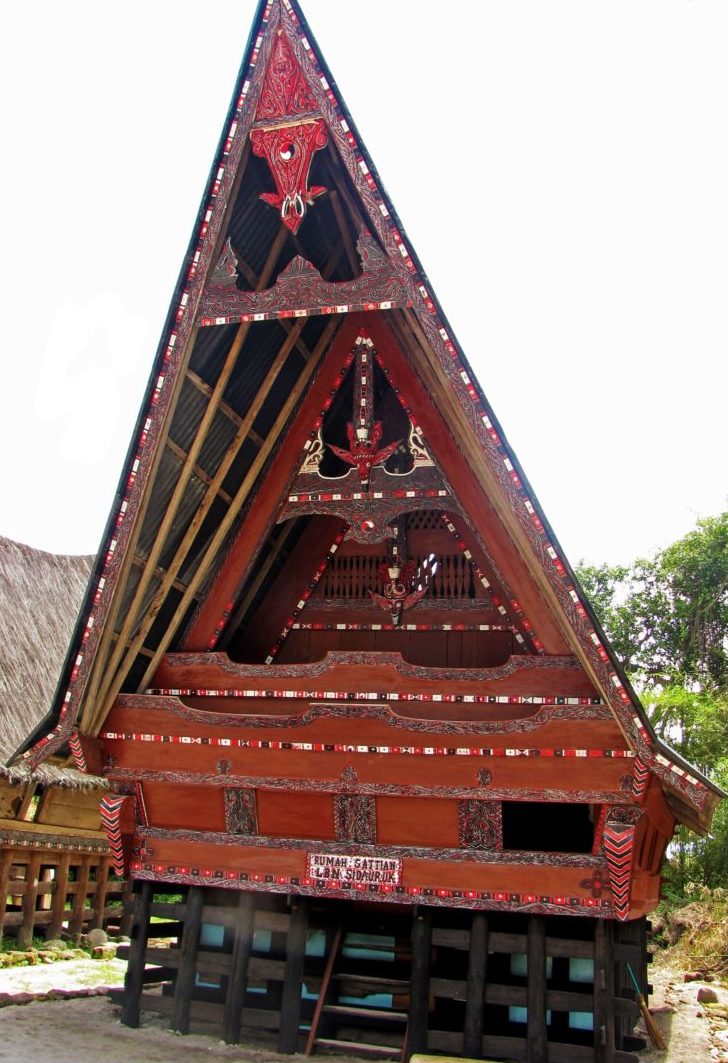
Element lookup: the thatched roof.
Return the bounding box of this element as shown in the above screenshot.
[0,536,101,787]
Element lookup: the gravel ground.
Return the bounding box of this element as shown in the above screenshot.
[0,952,725,1062]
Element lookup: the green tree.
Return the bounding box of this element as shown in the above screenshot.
[576,512,728,891]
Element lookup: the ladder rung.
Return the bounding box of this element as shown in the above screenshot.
[324,1004,408,1022]
[335,973,410,989]
[314,1038,402,1056]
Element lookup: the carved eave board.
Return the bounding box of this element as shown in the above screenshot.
[17,0,721,922]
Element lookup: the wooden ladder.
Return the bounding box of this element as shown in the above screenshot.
[305,924,410,1059]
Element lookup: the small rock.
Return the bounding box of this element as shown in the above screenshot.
[700,987,720,1004]
[43,939,67,951]
[685,971,703,982]
[649,1005,674,1014]
[91,944,117,960]
[12,993,35,1007]
[0,993,15,1007]
[84,928,109,947]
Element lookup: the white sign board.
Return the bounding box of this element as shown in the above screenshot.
[307,852,402,886]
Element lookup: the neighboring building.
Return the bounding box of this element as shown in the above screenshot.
[0,537,125,943]
[12,2,722,1060]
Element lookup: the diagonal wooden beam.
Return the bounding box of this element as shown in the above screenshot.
[185,369,264,447]
[165,437,233,505]
[80,143,258,724]
[85,226,291,727]
[329,190,360,276]
[219,518,300,649]
[88,238,347,730]
[99,320,338,718]
[89,314,340,731]
[182,314,364,648]
[325,141,369,235]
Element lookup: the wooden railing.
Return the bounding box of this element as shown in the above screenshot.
[320,554,477,601]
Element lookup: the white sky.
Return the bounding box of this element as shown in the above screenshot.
[0,0,725,566]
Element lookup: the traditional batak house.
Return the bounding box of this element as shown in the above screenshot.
[12,2,722,1060]
[0,537,126,944]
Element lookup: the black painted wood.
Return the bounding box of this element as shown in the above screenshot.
[408,906,432,1058]
[527,915,548,1063]
[121,881,152,1028]
[223,889,256,1044]
[278,898,309,1054]
[593,919,615,1063]
[463,910,489,1056]
[171,886,204,1034]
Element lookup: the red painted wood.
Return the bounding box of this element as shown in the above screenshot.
[239,515,345,661]
[376,796,458,847]
[142,782,226,832]
[364,316,572,654]
[182,317,366,650]
[257,792,335,840]
[151,653,599,698]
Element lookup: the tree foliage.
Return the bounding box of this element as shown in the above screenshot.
[576,512,728,892]
[577,513,728,691]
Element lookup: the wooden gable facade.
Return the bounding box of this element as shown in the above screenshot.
[14,2,722,1059]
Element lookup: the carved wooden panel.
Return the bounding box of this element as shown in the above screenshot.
[333,794,376,844]
[458,800,503,850]
[223,788,258,835]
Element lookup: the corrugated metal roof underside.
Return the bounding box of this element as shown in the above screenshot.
[110,310,342,693]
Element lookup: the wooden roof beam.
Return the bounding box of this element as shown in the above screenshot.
[235,246,317,366]
[132,316,341,699]
[329,190,360,276]
[324,141,369,236]
[88,313,341,732]
[184,370,265,448]
[165,437,233,505]
[78,151,261,723]
[130,552,201,599]
[87,225,291,724]
[219,517,300,648]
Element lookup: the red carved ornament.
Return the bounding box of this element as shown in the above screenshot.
[252,29,327,233]
[250,121,328,233]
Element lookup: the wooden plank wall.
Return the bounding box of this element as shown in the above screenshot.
[0,846,129,946]
[115,884,650,1063]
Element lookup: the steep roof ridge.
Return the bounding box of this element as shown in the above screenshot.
[13,0,721,820]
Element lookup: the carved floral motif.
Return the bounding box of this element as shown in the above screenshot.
[458,800,503,850]
[223,787,258,835]
[199,232,410,325]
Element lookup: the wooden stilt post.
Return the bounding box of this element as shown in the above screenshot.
[92,858,111,929]
[46,853,71,940]
[68,855,91,940]
[119,877,135,937]
[408,906,432,1059]
[278,898,309,1054]
[121,881,152,1028]
[594,919,615,1063]
[223,890,256,1045]
[171,885,204,1035]
[463,911,488,1057]
[17,851,41,948]
[0,849,15,942]
[527,916,548,1063]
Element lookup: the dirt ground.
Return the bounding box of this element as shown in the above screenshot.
[0,952,726,1063]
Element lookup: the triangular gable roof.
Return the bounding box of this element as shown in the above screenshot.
[15,0,721,832]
